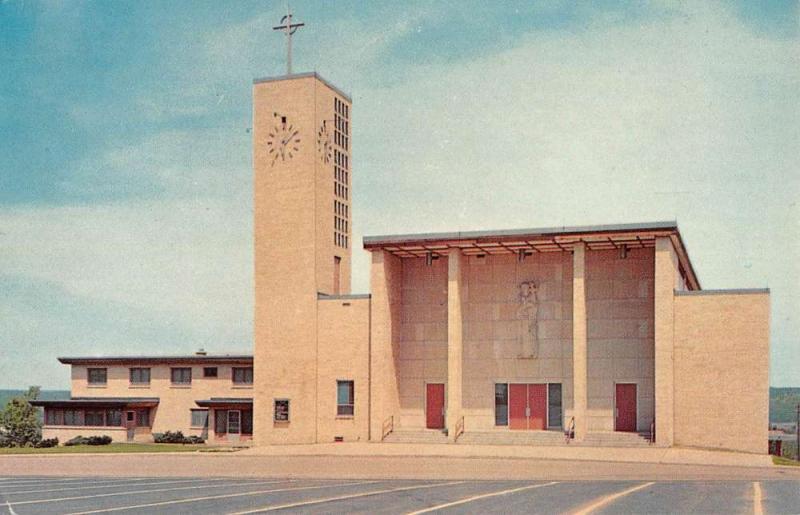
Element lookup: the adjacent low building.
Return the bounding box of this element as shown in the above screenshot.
[32,353,253,444]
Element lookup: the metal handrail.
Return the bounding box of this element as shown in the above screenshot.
[381,415,394,441]
[454,416,465,442]
[650,420,656,445]
[565,416,575,443]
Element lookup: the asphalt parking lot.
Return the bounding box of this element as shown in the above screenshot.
[0,476,798,514]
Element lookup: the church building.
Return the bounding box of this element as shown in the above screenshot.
[35,19,771,455]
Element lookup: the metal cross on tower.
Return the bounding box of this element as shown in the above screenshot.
[273,5,305,75]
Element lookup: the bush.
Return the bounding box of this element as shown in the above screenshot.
[0,387,43,447]
[64,435,112,446]
[34,437,59,448]
[153,431,204,444]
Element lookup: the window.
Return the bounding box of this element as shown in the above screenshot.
[336,380,354,416]
[64,410,83,425]
[242,410,253,435]
[107,409,122,427]
[215,410,228,433]
[136,409,150,427]
[495,383,508,426]
[228,410,241,434]
[45,409,63,426]
[85,410,105,426]
[274,399,289,422]
[191,409,209,428]
[87,368,107,385]
[333,256,341,295]
[203,367,218,378]
[129,368,150,385]
[548,383,563,428]
[232,367,253,385]
[171,367,192,385]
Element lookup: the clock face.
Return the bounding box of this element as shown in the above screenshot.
[266,116,300,166]
[317,122,332,164]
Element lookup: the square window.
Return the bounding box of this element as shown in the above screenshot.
[88,368,107,385]
[336,380,354,417]
[191,409,209,428]
[129,367,150,385]
[274,399,290,422]
[171,367,192,385]
[107,409,122,427]
[233,367,253,385]
[85,410,105,426]
[64,409,83,426]
[203,367,218,378]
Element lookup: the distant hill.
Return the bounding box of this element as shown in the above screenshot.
[770,387,800,423]
[0,389,70,409]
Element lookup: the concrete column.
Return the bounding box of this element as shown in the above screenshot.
[572,242,588,441]
[446,249,464,441]
[654,237,676,446]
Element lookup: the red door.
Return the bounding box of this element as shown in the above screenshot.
[615,384,637,432]
[425,383,445,429]
[528,384,547,430]
[509,384,528,430]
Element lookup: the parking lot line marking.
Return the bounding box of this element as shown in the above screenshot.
[3,477,234,495]
[5,500,18,515]
[9,478,296,507]
[753,481,764,515]
[571,481,655,515]
[405,481,560,515]
[229,480,468,514]
[64,480,379,514]
[0,477,152,487]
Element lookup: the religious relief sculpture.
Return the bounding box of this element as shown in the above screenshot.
[517,281,539,358]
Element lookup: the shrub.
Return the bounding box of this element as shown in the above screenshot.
[34,437,59,448]
[153,431,204,444]
[64,435,111,446]
[0,387,43,447]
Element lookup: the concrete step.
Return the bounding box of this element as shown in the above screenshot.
[382,429,449,444]
[577,431,652,447]
[458,430,567,446]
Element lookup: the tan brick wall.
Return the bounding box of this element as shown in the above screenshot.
[69,363,252,438]
[586,248,655,432]
[369,250,403,439]
[673,291,770,454]
[396,256,448,428]
[316,297,370,442]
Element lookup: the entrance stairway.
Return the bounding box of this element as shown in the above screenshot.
[382,429,449,444]
[576,431,652,447]
[457,430,566,446]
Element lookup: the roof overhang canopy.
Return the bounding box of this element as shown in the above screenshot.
[364,221,700,290]
[195,398,253,408]
[58,356,253,365]
[30,397,160,409]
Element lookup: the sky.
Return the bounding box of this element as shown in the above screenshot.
[0,0,798,389]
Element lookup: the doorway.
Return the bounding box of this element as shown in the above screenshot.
[425,383,445,429]
[615,383,638,432]
[509,384,547,430]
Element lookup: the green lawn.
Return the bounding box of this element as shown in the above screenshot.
[773,455,800,466]
[0,443,207,454]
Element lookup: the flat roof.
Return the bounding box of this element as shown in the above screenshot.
[363,221,700,289]
[252,71,352,102]
[58,355,253,365]
[30,397,160,408]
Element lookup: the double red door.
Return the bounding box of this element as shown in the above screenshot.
[426,383,445,429]
[509,384,547,430]
[615,383,637,432]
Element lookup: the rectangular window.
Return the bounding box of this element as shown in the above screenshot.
[171,367,192,385]
[336,380,354,416]
[274,399,289,422]
[203,367,218,378]
[215,409,227,434]
[85,410,105,426]
[228,410,241,434]
[548,383,563,428]
[64,409,83,426]
[333,256,341,295]
[45,408,64,426]
[129,367,150,385]
[107,409,122,427]
[87,368,107,385]
[241,410,253,435]
[191,409,209,428]
[136,409,150,427]
[495,383,509,426]
[232,367,253,385]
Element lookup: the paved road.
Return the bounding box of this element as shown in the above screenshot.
[0,476,798,514]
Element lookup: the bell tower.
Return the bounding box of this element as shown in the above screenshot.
[252,65,352,443]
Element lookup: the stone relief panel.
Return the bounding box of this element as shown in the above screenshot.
[516,280,539,358]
